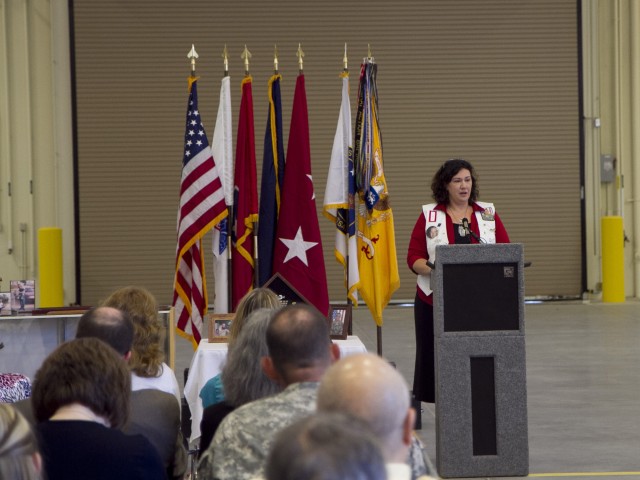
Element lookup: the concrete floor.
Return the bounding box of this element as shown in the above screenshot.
[175,300,640,480]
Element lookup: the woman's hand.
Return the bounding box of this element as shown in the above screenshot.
[412,258,432,276]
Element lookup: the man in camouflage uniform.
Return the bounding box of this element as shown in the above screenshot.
[197,304,339,480]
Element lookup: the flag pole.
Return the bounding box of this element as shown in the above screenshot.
[188,44,198,75]
[222,44,229,77]
[297,43,304,74]
[222,45,233,311]
[242,45,259,289]
[367,45,382,356]
[274,45,279,74]
[342,44,355,336]
[370,45,383,356]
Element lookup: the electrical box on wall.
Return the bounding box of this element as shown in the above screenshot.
[601,154,616,183]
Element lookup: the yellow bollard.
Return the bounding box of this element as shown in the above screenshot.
[601,216,625,302]
[38,227,64,307]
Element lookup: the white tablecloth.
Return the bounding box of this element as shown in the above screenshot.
[183,335,367,442]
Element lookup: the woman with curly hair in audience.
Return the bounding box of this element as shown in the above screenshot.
[103,286,181,405]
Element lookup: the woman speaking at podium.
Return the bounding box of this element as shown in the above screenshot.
[407,158,510,404]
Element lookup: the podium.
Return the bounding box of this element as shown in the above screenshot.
[433,244,528,478]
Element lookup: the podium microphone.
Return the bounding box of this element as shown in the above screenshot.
[462,218,485,243]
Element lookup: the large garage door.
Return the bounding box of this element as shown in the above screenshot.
[72,0,580,306]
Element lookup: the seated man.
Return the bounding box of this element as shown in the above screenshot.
[265,412,386,480]
[317,353,437,480]
[198,304,339,480]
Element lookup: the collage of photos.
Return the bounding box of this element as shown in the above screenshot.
[0,280,35,315]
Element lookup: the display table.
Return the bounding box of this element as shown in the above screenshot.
[183,335,367,442]
[0,310,175,385]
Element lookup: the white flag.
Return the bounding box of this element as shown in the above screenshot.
[323,73,359,303]
[212,76,233,313]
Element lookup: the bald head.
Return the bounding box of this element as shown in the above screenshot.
[76,306,133,357]
[317,353,413,462]
[263,304,338,386]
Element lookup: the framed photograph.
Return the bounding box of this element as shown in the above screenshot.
[0,292,10,316]
[207,313,234,343]
[328,304,351,340]
[10,280,35,315]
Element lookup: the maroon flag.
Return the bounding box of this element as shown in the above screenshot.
[272,74,329,315]
[231,76,258,309]
[174,77,227,346]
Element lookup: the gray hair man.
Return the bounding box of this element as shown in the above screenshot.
[317,353,437,480]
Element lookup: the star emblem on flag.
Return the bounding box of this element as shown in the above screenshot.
[306,174,316,200]
[279,226,318,266]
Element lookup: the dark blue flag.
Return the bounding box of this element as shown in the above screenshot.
[258,74,286,285]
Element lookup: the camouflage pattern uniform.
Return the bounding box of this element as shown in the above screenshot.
[197,382,319,480]
[409,435,431,479]
[197,381,431,480]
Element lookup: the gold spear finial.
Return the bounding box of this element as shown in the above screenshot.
[297,43,305,73]
[188,44,199,74]
[274,45,279,74]
[343,43,348,72]
[241,45,252,75]
[367,43,374,63]
[222,44,229,76]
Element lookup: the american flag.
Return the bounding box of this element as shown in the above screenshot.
[173,78,227,347]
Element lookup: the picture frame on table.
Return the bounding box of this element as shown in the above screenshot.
[328,304,351,340]
[0,292,10,316]
[207,313,234,343]
[10,280,35,315]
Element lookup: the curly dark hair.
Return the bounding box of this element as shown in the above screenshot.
[102,286,164,378]
[431,158,479,204]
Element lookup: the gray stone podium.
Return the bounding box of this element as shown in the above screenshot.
[433,243,529,478]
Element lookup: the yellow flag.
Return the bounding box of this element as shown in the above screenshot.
[354,62,399,326]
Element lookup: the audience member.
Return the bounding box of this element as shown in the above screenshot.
[102,286,181,405]
[14,306,185,478]
[198,304,339,480]
[32,337,166,479]
[0,404,42,479]
[317,353,436,480]
[75,305,134,356]
[199,308,281,452]
[81,306,187,479]
[265,412,387,480]
[199,287,281,409]
[228,288,281,345]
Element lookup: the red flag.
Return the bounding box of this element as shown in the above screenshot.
[273,74,329,315]
[174,77,227,346]
[231,76,258,309]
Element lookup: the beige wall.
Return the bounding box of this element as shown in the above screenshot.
[0,0,76,304]
[583,0,640,297]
